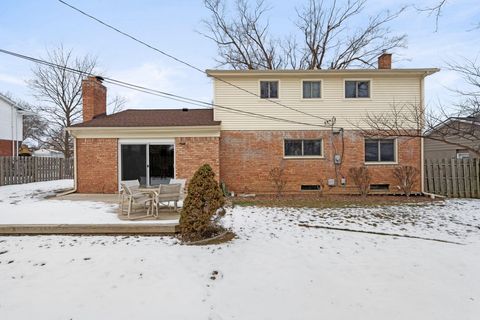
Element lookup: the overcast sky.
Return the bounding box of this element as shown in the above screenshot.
[1,0,479,111]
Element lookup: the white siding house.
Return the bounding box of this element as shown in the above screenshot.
[0,93,24,156]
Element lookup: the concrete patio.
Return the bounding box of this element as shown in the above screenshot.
[0,190,180,235]
[58,193,181,222]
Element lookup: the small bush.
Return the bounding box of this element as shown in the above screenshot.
[393,165,418,197]
[269,166,287,197]
[349,166,371,197]
[180,164,225,242]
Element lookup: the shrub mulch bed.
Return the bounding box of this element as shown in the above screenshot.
[232,194,443,209]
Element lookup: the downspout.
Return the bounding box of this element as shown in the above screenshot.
[57,130,77,196]
[420,75,425,194]
[11,104,15,156]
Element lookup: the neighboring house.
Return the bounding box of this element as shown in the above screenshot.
[424,114,480,160]
[68,54,438,194]
[0,93,24,156]
[33,149,65,158]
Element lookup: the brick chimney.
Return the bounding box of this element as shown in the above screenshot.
[378,52,392,69]
[82,76,106,122]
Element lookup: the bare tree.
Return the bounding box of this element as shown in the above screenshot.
[20,102,49,149]
[357,101,480,157]
[416,0,479,31]
[202,0,406,70]
[29,45,97,158]
[349,166,371,197]
[296,0,406,69]
[393,165,418,197]
[202,0,283,69]
[268,164,287,197]
[107,94,127,115]
[354,54,480,157]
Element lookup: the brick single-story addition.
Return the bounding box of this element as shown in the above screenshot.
[69,77,220,193]
[70,58,437,195]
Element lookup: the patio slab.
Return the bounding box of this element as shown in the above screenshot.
[57,193,181,222]
[0,223,178,235]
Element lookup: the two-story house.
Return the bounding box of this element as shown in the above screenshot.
[0,93,24,156]
[68,54,438,194]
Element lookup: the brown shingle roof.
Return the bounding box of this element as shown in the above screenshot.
[71,108,220,128]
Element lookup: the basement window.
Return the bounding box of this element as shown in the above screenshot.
[370,184,390,191]
[301,185,321,191]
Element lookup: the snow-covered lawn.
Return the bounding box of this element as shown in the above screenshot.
[1,181,480,319]
[0,180,176,224]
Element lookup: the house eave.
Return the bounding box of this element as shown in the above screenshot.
[206,68,440,77]
[67,125,222,138]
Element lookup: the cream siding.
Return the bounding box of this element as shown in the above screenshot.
[212,73,423,130]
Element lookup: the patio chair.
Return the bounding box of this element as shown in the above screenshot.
[122,179,140,191]
[119,182,154,219]
[169,178,187,199]
[153,183,182,216]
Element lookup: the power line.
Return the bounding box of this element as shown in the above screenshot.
[57,0,337,127]
[0,48,335,128]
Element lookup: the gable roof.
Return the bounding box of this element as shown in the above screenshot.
[71,108,220,128]
[425,114,480,136]
[0,93,24,111]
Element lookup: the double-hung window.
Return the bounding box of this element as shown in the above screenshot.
[260,81,279,99]
[284,139,322,157]
[365,139,396,162]
[345,80,370,98]
[302,81,321,98]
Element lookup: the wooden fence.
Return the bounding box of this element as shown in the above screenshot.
[424,158,480,198]
[0,157,74,186]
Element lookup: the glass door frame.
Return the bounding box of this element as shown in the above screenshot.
[118,139,176,190]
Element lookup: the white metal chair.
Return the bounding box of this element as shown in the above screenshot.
[153,183,182,216]
[169,178,186,199]
[119,182,153,219]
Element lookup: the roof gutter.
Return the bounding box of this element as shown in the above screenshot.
[67,125,222,138]
[206,68,441,77]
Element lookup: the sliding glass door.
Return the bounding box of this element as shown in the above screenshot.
[121,144,147,184]
[120,143,174,186]
[149,145,174,185]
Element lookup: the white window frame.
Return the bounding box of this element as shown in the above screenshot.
[344,79,372,99]
[283,138,324,159]
[259,79,280,99]
[364,138,398,165]
[301,79,323,100]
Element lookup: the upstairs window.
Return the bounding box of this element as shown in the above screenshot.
[260,81,279,99]
[284,139,322,157]
[302,81,321,98]
[365,139,395,162]
[345,80,370,98]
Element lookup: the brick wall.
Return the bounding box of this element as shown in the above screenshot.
[219,130,422,194]
[0,139,14,156]
[175,137,220,183]
[76,138,118,193]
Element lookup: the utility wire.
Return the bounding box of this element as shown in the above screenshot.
[0,48,334,128]
[57,0,337,127]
